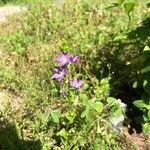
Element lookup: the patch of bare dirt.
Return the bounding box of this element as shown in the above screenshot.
[0,91,8,112]
[0,6,27,24]
[121,127,150,150]
[0,90,22,113]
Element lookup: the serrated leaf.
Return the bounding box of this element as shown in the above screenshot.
[51,109,61,123]
[124,2,135,15]
[141,65,150,74]
[92,102,103,113]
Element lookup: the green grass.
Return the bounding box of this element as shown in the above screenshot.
[0,0,150,149]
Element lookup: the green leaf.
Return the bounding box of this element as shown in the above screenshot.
[80,94,88,106]
[81,107,89,118]
[148,110,150,120]
[107,97,116,106]
[113,108,123,117]
[133,100,147,109]
[143,45,150,51]
[143,80,148,87]
[124,2,135,15]
[141,65,150,74]
[133,81,138,88]
[93,141,101,150]
[113,34,127,41]
[143,115,149,122]
[65,111,76,124]
[41,112,50,123]
[92,102,103,113]
[51,109,61,123]
[143,123,150,133]
[81,106,93,120]
[59,128,69,139]
[74,96,79,105]
[69,91,75,101]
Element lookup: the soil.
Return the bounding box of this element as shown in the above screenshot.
[0,90,22,113]
[121,127,150,150]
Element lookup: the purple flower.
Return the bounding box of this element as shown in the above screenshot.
[70,55,78,63]
[55,52,71,67]
[51,68,68,81]
[70,77,83,89]
[53,67,61,73]
[55,51,79,66]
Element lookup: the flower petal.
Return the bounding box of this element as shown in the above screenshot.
[71,55,78,62]
[70,77,83,89]
[51,73,61,79]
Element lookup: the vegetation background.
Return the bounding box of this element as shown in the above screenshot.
[0,0,150,149]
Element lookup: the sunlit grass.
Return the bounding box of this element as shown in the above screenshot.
[0,0,149,149]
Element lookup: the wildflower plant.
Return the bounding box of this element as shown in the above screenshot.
[0,0,149,149]
[51,51,81,92]
[50,50,126,149]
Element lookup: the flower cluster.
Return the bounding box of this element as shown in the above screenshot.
[51,51,83,89]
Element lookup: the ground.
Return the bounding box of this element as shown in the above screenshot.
[0,3,150,150]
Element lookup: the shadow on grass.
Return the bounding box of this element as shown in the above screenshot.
[0,116,41,150]
[127,17,150,42]
[91,16,150,133]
